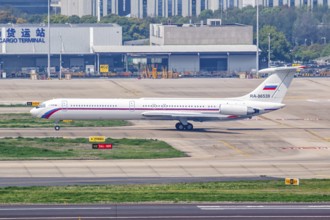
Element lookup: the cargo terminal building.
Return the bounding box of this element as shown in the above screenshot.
[0,22,257,77]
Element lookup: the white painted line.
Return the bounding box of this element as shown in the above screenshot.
[197,205,330,210]
[0,207,111,211]
[0,216,330,220]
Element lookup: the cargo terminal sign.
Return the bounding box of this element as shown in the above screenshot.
[0,27,46,44]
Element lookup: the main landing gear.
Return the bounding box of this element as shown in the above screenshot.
[175,122,194,131]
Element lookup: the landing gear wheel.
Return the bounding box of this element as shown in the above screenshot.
[185,123,193,131]
[175,123,185,130]
[54,125,60,131]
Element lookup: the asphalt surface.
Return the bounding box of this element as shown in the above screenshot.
[0,78,329,180]
[0,204,329,219]
[0,78,329,219]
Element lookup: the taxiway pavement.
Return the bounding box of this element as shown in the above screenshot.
[0,78,329,179]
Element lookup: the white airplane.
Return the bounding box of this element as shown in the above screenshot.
[30,66,302,131]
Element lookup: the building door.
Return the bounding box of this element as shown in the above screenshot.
[129,101,135,112]
[62,100,68,112]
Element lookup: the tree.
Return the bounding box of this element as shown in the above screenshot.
[68,15,80,24]
[16,17,27,24]
[49,15,69,23]
[0,10,17,23]
[293,44,323,62]
[198,9,213,22]
[260,25,291,62]
[320,44,330,57]
[80,15,97,23]
[292,12,318,46]
[27,15,45,23]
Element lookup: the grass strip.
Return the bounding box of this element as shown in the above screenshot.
[0,179,329,204]
[0,104,27,107]
[0,113,129,128]
[0,137,186,160]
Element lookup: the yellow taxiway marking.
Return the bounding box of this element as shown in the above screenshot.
[259,116,329,142]
[219,140,250,157]
[304,130,330,142]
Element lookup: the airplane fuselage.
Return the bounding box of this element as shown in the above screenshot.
[30,66,300,131]
[31,98,284,122]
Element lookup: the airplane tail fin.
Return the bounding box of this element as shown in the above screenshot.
[240,66,304,103]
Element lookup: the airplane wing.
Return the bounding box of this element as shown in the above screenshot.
[142,111,225,121]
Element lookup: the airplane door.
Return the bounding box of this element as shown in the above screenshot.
[62,100,68,112]
[129,101,135,112]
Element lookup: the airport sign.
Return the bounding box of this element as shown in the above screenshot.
[92,143,113,149]
[285,178,299,186]
[89,136,106,142]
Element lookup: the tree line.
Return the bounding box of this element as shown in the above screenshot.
[0,6,329,63]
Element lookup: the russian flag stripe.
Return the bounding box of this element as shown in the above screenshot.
[263,85,277,90]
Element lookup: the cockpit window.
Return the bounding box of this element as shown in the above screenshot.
[36,103,46,109]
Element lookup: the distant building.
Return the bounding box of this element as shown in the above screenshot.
[0,22,257,75]
[131,0,241,18]
[61,0,130,19]
[131,0,329,18]
[244,0,328,8]
[0,24,122,74]
[147,20,255,72]
[0,0,48,14]
[150,20,253,46]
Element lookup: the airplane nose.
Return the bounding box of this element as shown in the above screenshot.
[30,108,39,117]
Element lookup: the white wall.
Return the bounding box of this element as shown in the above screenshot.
[228,54,256,72]
[169,55,200,72]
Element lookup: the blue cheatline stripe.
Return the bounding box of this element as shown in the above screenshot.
[41,108,61,119]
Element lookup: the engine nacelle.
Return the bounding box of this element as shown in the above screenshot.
[219,104,258,116]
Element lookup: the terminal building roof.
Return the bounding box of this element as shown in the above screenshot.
[93,45,258,54]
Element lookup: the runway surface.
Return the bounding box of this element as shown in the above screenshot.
[0,203,330,220]
[0,78,329,180]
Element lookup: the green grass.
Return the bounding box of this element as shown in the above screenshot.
[0,137,186,160]
[0,104,27,107]
[0,179,329,204]
[0,113,129,128]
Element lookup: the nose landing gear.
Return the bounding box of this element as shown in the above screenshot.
[54,120,60,131]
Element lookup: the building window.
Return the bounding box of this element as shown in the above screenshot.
[143,0,148,18]
[229,0,234,8]
[201,0,206,11]
[323,0,328,6]
[192,0,197,16]
[303,0,308,5]
[158,0,163,16]
[99,0,104,17]
[107,0,112,14]
[279,0,283,6]
[269,0,273,7]
[219,0,224,11]
[178,0,182,16]
[168,0,173,16]
[290,0,295,6]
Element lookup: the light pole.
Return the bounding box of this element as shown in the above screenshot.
[47,0,51,79]
[256,0,259,77]
[59,34,63,80]
[321,37,326,44]
[268,33,271,67]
